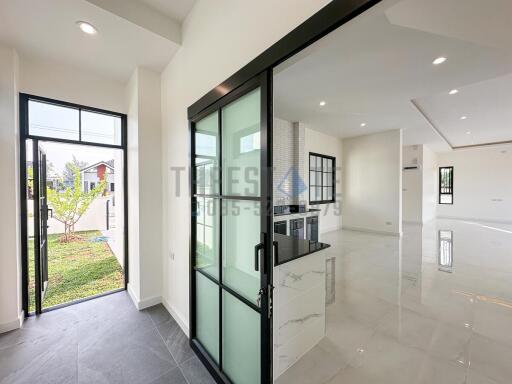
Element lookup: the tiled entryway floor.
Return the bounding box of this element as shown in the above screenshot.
[277,219,512,384]
[0,292,215,384]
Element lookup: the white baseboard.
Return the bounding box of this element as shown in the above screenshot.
[127,283,161,310]
[437,216,512,225]
[0,311,24,334]
[342,226,402,237]
[161,297,189,337]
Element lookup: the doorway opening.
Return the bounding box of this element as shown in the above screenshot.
[20,94,128,315]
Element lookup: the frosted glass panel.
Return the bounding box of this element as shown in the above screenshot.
[196,111,219,195]
[81,111,122,145]
[222,89,260,197]
[222,200,260,304]
[223,291,260,384]
[29,100,79,140]
[196,272,219,363]
[196,198,219,279]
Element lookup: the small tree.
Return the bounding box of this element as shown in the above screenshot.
[47,165,106,242]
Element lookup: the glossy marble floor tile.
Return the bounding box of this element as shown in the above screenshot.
[0,293,213,384]
[276,220,512,384]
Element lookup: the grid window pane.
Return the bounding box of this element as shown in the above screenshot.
[81,111,122,145]
[309,153,336,203]
[29,100,79,140]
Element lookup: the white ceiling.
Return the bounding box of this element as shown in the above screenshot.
[0,0,189,82]
[274,0,512,152]
[138,0,196,21]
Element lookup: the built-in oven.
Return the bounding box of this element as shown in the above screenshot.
[290,218,304,239]
[274,220,287,235]
[306,216,319,242]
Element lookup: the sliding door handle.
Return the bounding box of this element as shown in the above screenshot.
[254,243,264,271]
[273,241,279,265]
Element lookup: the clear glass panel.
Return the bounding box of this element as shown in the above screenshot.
[323,187,329,201]
[196,272,220,363]
[81,111,122,145]
[326,187,333,201]
[323,158,329,172]
[316,156,322,171]
[196,112,219,195]
[196,198,219,279]
[316,187,322,201]
[310,155,316,171]
[315,172,322,186]
[310,186,316,202]
[222,200,260,304]
[222,89,261,197]
[222,291,260,384]
[309,171,316,186]
[323,172,329,187]
[326,158,333,172]
[28,100,79,140]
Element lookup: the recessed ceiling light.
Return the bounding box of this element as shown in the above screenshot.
[77,21,98,35]
[433,57,447,65]
[319,101,326,107]
[466,131,471,135]
[460,116,468,120]
[449,89,459,95]
[360,123,366,127]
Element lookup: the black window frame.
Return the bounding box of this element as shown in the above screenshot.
[309,152,336,205]
[439,166,454,205]
[19,93,129,316]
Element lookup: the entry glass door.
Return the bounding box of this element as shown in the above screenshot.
[191,73,272,384]
[34,142,49,313]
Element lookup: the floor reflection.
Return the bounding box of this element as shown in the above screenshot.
[276,219,512,384]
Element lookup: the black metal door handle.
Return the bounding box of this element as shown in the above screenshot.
[254,243,263,271]
[273,241,279,265]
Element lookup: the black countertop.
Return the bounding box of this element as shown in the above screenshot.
[274,209,321,217]
[274,233,330,266]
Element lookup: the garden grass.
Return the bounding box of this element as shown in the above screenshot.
[28,230,123,312]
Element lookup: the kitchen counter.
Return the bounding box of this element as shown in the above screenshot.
[272,233,331,378]
[273,233,330,266]
[274,208,321,217]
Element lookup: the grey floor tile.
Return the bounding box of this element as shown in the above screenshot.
[78,327,176,384]
[156,319,194,365]
[0,328,78,384]
[145,304,172,326]
[180,357,215,384]
[148,367,188,384]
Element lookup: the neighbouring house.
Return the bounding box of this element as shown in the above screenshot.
[80,160,115,194]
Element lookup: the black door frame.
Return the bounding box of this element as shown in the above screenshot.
[189,71,273,384]
[187,1,381,383]
[19,93,129,315]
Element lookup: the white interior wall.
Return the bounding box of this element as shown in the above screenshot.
[160,0,331,333]
[0,44,22,333]
[422,145,437,223]
[436,145,512,223]
[402,145,423,224]
[304,127,343,233]
[126,67,163,308]
[342,130,403,235]
[19,56,126,113]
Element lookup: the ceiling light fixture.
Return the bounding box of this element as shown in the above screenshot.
[449,89,459,95]
[319,101,326,107]
[460,116,468,120]
[466,131,471,135]
[77,21,98,35]
[360,123,366,127]
[433,57,447,65]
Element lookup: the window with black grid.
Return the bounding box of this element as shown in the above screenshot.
[309,153,335,204]
[439,166,453,204]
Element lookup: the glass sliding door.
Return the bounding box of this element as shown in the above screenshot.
[190,72,272,384]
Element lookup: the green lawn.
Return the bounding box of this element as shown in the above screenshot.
[28,230,123,312]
